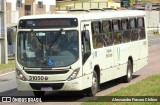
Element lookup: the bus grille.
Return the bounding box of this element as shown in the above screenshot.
[29,83,64,90]
[25,70,69,75]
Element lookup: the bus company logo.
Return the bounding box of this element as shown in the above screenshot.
[2,97,11,102]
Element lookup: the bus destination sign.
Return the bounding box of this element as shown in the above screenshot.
[19,18,78,29]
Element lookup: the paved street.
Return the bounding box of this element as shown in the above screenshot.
[0,35,160,105]
[149,38,160,46]
[148,32,160,46]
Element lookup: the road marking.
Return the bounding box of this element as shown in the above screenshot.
[0,71,15,77]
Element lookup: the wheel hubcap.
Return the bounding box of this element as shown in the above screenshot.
[128,68,131,79]
[92,76,97,92]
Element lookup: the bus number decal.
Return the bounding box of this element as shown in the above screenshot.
[29,76,45,81]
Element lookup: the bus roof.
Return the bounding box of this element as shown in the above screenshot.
[19,10,145,21]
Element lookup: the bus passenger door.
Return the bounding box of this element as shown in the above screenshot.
[81,22,93,89]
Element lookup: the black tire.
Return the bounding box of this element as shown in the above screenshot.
[86,71,98,96]
[124,60,133,83]
[33,91,45,97]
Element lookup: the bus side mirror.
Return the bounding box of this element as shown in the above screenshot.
[82,30,90,41]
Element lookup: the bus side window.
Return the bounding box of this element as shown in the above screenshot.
[129,18,138,41]
[112,20,122,45]
[102,20,113,46]
[138,17,146,39]
[91,21,103,49]
[91,21,101,34]
[121,19,130,43]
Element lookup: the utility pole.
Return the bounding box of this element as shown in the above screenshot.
[0,0,8,64]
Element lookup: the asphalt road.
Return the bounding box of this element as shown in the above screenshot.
[0,35,160,105]
[148,35,160,46]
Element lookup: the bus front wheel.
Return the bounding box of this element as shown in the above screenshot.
[86,71,98,96]
[124,60,133,83]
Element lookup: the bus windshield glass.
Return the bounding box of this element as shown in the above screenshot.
[17,30,79,68]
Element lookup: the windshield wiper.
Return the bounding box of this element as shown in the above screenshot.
[31,30,42,48]
[50,29,64,48]
[33,36,42,48]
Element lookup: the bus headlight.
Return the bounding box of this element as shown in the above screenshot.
[16,69,27,81]
[67,68,80,81]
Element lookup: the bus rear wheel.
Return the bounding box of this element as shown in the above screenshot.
[124,60,133,83]
[33,91,45,97]
[86,71,98,96]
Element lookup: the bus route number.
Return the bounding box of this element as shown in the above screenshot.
[29,76,46,81]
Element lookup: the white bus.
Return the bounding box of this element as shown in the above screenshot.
[16,10,148,97]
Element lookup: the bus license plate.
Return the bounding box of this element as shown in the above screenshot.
[41,87,53,91]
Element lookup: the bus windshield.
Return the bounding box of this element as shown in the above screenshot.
[17,30,79,68]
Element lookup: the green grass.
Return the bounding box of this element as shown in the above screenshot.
[0,60,15,71]
[82,74,160,105]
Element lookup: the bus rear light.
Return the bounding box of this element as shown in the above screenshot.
[16,69,27,81]
[67,68,80,81]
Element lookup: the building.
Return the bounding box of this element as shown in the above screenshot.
[6,0,56,26]
[56,0,120,11]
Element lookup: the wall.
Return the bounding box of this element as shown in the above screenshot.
[108,2,121,9]
[6,0,25,11]
[35,0,56,13]
[6,0,24,24]
[6,0,56,13]
[6,0,56,24]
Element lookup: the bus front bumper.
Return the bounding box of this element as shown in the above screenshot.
[16,77,83,91]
